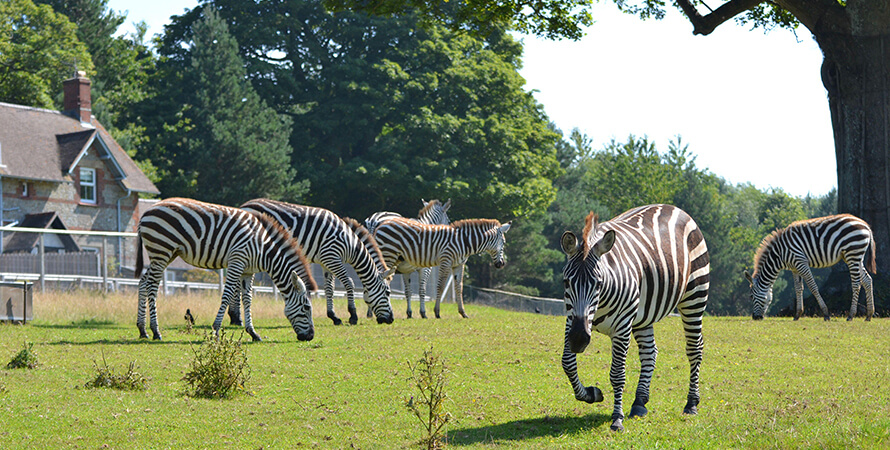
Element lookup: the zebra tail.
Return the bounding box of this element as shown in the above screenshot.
[134,234,144,278]
[867,234,877,274]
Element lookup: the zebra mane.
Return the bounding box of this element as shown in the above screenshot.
[253,211,318,291]
[342,217,388,271]
[752,228,783,277]
[451,218,500,230]
[581,211,599,259]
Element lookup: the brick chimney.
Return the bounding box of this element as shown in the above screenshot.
[63,71,92,124]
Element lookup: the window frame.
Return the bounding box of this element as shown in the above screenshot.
[79,167,97,204]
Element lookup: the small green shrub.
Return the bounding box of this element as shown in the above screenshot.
[6,341,38,369]
[405,346,451,450]
[182,329,251,399]
[84,352,148,391]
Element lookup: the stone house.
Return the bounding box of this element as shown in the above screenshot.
[0,72,160,273]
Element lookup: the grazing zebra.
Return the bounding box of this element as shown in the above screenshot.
[560,205,709,432]
[745,214,876,321]
[365,199,453,318]
[373,217,510,319]
[236,199,395,326]
[135,198,317,342]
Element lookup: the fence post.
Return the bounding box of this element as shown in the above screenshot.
[219,268,225,293]
[101,237,108,292]
[39,233,45,292]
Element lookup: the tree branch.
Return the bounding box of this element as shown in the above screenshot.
[675,0,764,35]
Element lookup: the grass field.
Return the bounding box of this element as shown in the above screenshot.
[1,290,889,449]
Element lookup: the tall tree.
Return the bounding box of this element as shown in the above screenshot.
[0,0,93,108]
[138,7,302,205]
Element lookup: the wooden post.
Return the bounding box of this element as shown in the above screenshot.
[101,237,108,292]
[38,233,45,292]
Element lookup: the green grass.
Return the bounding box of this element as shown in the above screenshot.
[1,291,889,448]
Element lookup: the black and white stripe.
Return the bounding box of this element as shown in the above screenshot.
[745,213,876,321]
[239,199,395,326]
[560,204,709,432]
[365,199,452,318]
[135,198,317,342]
[374,217,510,319]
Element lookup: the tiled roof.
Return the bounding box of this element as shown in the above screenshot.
[2,212,81,253]
[0,102,159,194]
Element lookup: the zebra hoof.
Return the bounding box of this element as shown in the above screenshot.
[579,386,603,403]
[349,317,358,326]
[138,333,149,340]
[610,418,624,432]
[330,316,343,326]
[406,311,412,319]
[683,405,698,415]
[420,312,427,319]
[152,334,162,341]
[846,315,854,321]
[629,404,648,419]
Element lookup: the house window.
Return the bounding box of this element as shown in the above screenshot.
[21,182,28,197]
[79,168,96,204]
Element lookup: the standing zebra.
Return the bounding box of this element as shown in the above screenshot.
[745,214,876,321]
[374,217,510,319]
[365,199,453,318]
[236,199,395,326]
[135,198,317,342]
[560,205,709,432]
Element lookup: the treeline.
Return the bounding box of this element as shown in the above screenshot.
[1,0,836,315]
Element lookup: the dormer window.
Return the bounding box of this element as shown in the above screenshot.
[79,168,96,204]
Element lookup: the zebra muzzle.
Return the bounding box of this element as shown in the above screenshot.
[568,317,591,353]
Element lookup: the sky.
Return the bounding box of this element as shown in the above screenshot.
[108,0,836,198]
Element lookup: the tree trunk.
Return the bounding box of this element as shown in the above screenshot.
[815,15,890,315]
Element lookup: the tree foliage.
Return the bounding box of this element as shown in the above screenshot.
[0,0,93,108]
[136,6,302,206]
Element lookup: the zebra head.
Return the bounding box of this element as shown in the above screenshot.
[487,221,511,269]
[419,198,452,225]
[745,270,773,320]
[284,272,315,341]
[561,225,615,354]
[363,266,396,324]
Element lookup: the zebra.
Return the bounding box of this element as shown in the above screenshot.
[744,214,876,321]
[373,217,510,319]
[365,199,453,318]
[560,205,710,432]
[135,198,317,342]
[234,199,395,326]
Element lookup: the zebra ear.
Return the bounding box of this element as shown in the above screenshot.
[443,198,452,211]
[561,231,580,256]
[744,270,753,285]
[382,265,397,280]
[592,230,615,257]
[499,221,511,234]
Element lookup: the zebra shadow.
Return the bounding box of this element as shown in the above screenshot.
[447,412,610,445]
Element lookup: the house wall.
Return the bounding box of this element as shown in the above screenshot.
[1,143,142,272]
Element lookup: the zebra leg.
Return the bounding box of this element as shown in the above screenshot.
[434,262,453,319]
[327,263,358,325]
[454,263,468,319]
[797,263,830,320]
[213,263,245,336]
[862,267,875,321]
[629,327,657,420]
[418,268,431,319]
[227,271,243,326]
[847,261,863,321]
[404,273,414,319]
[324,271,342,326]
[792,274,804,321]
[561,317,604,404]
[678,294,707,416]
[241,275,262,342]
[137,261,167,340]
[608,330,632,432]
